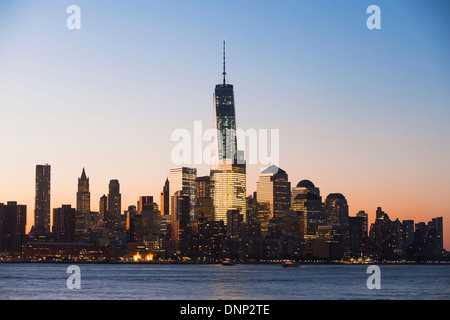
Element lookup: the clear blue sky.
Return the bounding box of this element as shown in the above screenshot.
[0,0,449,247]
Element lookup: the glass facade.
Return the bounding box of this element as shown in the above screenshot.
[211,161,246,225]
[214,84,237,163]
[324,193,349,226]
[168,167,197,220]
[256,165,291,219]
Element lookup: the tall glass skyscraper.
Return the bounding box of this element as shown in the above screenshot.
[106,179,121,235]
[168,167,197,220]
[210,41,246,224]
[256,165,291,219]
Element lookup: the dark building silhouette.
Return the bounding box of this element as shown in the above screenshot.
[313,225,348,260]
[160,178,169,216]
[0,202,27,255]
[99,194,107,222]
[349,216,367,258]
[324,193,349,226]
[106,180,121,235]
[34,164,51,236]
[369,207,404,259]
[52,205,76,243]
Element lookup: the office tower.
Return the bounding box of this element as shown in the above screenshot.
[356,210,369,236]
[127,205,143,243]
[106,180,121,234]
[291,179,320,203]
[256,165,291,219]
[211,162,246,224]
[99,195,107,222]
[324,193,349,226]
[210,41,247,225]
[194,176,214,221]
[169,167,197,219]
[211,40,238,165]
[52,205,76,243]
[138,196,160,236]
[76,168,90,214]
[160,178,169,216]
[171,190,191,252]
[34,164,51,235]
[0,202,27,254]
[291,180,325,238]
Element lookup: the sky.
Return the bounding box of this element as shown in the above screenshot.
[0,0,449,249]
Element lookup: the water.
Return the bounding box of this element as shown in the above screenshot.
[0,263,448,300]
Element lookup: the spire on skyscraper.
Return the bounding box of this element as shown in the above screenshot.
[222,39,226,86]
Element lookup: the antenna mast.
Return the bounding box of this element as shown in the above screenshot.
[222,39,226,85]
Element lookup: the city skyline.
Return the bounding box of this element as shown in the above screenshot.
[0,0,449,251]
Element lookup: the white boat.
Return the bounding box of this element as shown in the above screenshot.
[222,258,234,266]
[281,260,298,268]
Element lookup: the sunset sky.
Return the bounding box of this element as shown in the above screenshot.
[0,0,449,249]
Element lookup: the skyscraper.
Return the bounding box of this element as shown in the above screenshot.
[211,162,246,224]
[356,210,369,236]
[194,176,214,221]
[290,180,325,238]
[256,165,291,219]
[52,205,76,243]
[34,164,51,235]
[212,40,238,165]
[291,179,320,203]
[324,193,349,226]
[76,168,90,214]
[106,180,121,234]
[0,202,27,254]
[171,190,191,252]
[160,178,169,216]
[168,167,197,219]
[210,41,247,224]
[99,194,107,222]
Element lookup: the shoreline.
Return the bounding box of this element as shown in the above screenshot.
[1,260,449,265]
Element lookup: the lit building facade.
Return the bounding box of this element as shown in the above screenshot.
[324,193,349,226]
[291,182,325,239]
[210,41,246,224]
[168,167,197,220]
[256,165,291,219]
[53,205,76,243]
[211,161,246,224]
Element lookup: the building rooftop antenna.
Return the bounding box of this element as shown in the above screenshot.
[222,39,226,85]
